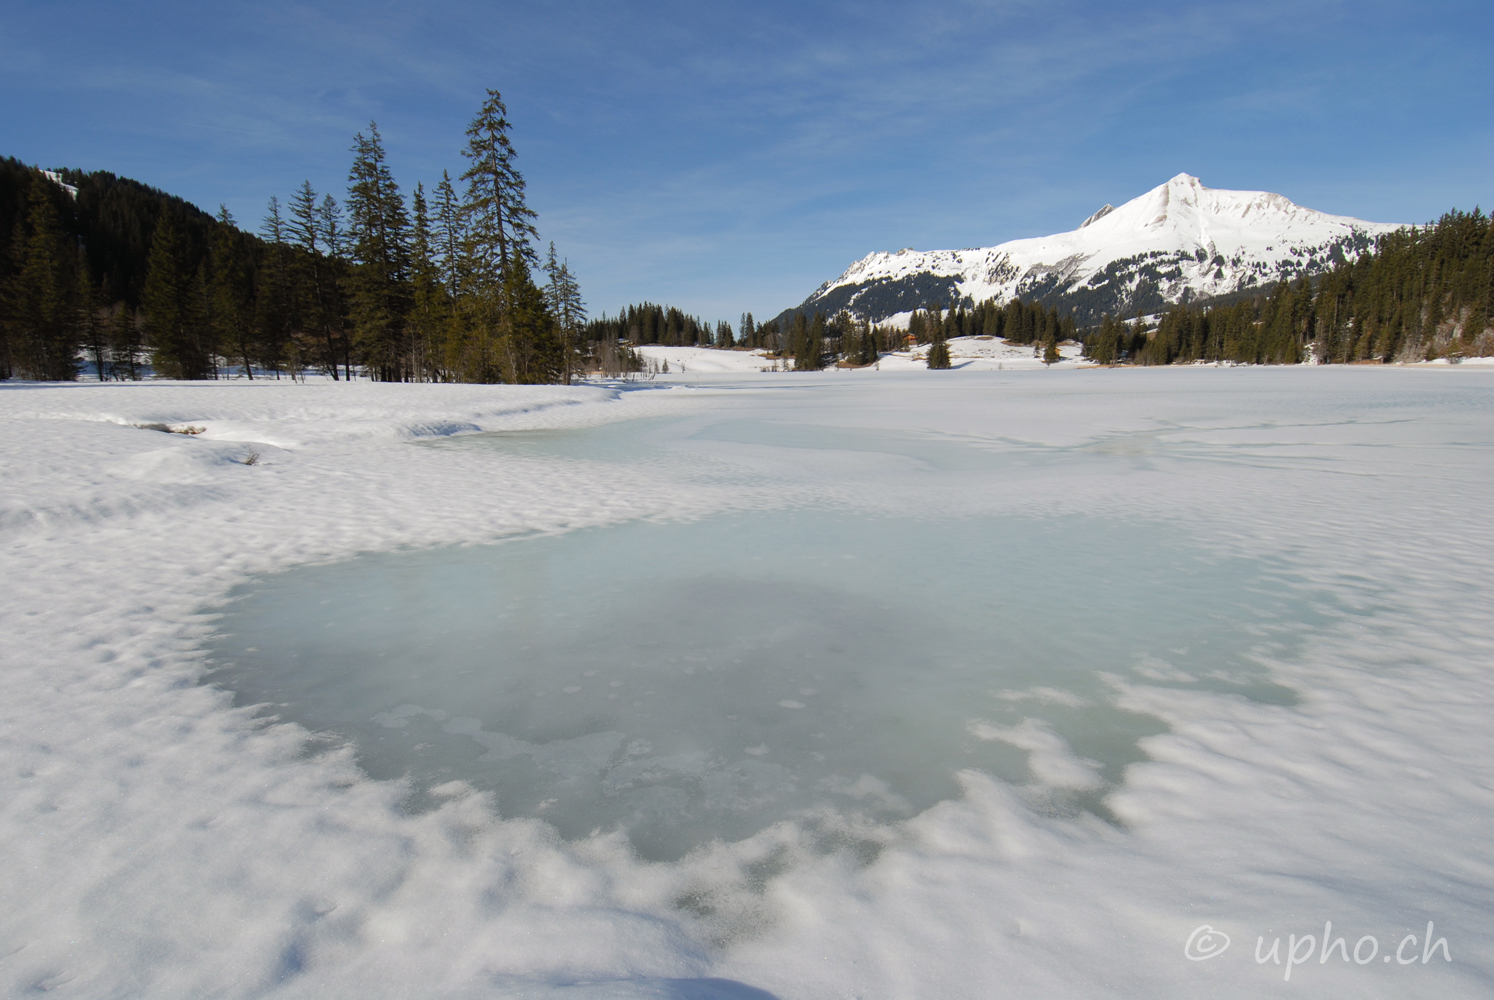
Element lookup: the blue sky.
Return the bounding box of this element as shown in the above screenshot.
[3,0,1489,322]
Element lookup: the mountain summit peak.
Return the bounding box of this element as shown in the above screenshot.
[1079,204,1114,228]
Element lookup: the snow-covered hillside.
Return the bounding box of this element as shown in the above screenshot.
[790,174,1407,325]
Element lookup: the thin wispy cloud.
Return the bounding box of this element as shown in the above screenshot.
[3,0,1488,317]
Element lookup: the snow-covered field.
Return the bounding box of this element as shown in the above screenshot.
[873,336,1086,370]
[634,346,776,374]
[636,339,1084,374]
[2,368,1493,998]
[638,342,1493,374]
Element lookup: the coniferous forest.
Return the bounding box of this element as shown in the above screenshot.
[0,91,591,384]
[2,94,1490,381]
[1082,210,1494,366]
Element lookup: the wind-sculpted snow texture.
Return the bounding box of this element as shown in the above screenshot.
[1,369,1492,999]
[791,174,1406,325]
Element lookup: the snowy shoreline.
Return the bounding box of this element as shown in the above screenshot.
[2,369,1492,998]
[633,341,1494,376]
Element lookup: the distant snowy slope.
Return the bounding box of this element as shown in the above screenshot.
[788,174,1407,325]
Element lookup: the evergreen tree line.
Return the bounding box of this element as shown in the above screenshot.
[908,297,1076,368]
[574,296,1073,372]
[0,90,590,383]
[906,297,1078,347]
[0,158,223,380]
[1083,209,1494,366]
[582,303,725,349]
[758,310,902,369]
[774,310,907,369]
[580,306,903,371]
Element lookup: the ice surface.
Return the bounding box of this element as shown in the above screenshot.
[3,370,1493,998]
[207,507,1307,859]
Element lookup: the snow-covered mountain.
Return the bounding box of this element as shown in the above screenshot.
[786,174,1406,326]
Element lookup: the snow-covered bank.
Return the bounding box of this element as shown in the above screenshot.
[630,341,1494,375]
[637,340,1087,374]
[634,346,776,374]
[2,370,1493,998]
[870,336,1086,370]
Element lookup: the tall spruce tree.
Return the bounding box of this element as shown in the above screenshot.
[78,260,107,380]
[454,90,559,383]
[256,197,294,377]
[459,90,538,288]
[433,171,465,294]
[318,195,345,258]
[500,259,561,384]
[543,241,586,384]
[408,183,448,381]
[346,123,412,381]
[4,183,84,380]
[287,181,343,378]
[210,206,257,378]
[807,312,827,369]
[316,194,353,378]
[110,303,142,380]
[143,213,213,378]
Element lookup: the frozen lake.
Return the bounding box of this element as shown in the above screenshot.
[7,371,1490,998]
[207,416,1315,860]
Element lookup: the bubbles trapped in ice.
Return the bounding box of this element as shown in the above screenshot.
[205,507,1311,861]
